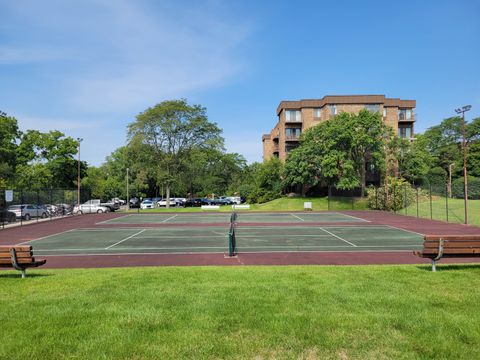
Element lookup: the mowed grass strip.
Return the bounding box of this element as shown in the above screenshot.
[131,196,369,213]
[1,265,479,359]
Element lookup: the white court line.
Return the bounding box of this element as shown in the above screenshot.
[319,227,357,247]
[95,214,134,225]
[133,234,333,239]
[18,229,77,245]
[384,225,424,236]
[105,229,146,250]
[162,214,179,223]
[332,212,370,222]
[290,213,305,221]
[35,244,422,252]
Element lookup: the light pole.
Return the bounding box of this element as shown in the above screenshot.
[454,105,471,224]
[77,138,83,205]
[126,167,130,211]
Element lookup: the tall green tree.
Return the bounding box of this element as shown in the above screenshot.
[128,99,223,207]
[0,115,20,186]
[284,109,388,195]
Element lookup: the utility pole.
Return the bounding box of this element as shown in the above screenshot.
[454,105,471,224]
[77,138,83,205]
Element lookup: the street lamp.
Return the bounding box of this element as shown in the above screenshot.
[454,105,471,224]
[77,138,83,206]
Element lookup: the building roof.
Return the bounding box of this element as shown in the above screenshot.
[276,95,416,115]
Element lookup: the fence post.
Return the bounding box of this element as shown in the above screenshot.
[428,183,433,220]
[351,188,354,210]
[328,185,331,211]
[416,187,419,218]
[393,184,396,214]
[445,183,449,223]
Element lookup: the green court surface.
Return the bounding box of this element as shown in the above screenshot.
[97,212,368,225]
[25,225,423,256]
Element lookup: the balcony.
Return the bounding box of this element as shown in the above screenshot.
[285,134,301,141]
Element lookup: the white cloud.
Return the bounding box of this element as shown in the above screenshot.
[3,0,251,113]
[17,115,103,133]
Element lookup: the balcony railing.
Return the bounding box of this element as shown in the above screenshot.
[285,134,301,141]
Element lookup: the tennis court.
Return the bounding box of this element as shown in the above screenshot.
[97,212,368,225]
[23,223,423,256]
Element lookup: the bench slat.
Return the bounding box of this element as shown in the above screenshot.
[420,248,480,255]
[0,258,38,265]
[422,241,480,248]
[0,246,32,251]
[424,235,480,241]
[0,251,33,257]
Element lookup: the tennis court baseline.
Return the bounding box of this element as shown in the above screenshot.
[25,225,423,256]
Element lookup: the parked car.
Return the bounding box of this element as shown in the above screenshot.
[73,201,110,214]
[140,199,154,209]
[8,204,49,220]
[0,209,16,223]
[129,197,140,208]
[184,198,202,207]
[156,198,185,207]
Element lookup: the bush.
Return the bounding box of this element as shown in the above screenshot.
[452,176,480,199]
[367,178,416,211]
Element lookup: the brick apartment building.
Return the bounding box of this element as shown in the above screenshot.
[262,95,416,161]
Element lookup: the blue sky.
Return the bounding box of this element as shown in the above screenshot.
[1,0,479,166]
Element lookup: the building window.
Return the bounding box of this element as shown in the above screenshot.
[398,125,412,139]
[383,108,387,117]
[285,144,298,153]
[364,104,380,113]
[285,110,301,122]
[398,108,412,120]
[329,105,337,115]
[285,128,301,139]
[313,108,322,118]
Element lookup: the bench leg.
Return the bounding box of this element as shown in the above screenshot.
[21,269,26,279]
[431,260,436,272]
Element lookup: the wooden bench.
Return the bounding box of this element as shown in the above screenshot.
[414,235,480,271]
[0,245,46,278]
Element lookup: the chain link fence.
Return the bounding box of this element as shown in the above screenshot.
[0,188,92,229]
[326,180,474,225]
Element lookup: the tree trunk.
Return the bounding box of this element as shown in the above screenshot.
[166,185,171,208]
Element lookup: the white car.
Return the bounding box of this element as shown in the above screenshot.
[73,202,110,214]
[140,199,154,209]
[156,198,183,207]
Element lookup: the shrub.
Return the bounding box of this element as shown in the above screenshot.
[367,177,416,211]
[452,176,480,199]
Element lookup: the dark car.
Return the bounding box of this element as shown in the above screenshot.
[184,198,202,207]
[0,209,16,223]
[129,197,141,209]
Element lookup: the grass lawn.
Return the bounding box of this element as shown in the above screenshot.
[1,265,479,359]
[129,196,369,213]
[402,198,480,227]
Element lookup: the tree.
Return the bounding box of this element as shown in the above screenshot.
[284,109,388,195]
[0,115,20,186]
[128,99,223,207]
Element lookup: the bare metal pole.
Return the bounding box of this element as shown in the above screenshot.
[126,167,130,211]
[455,105,471,225]
[77,138,83,205]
